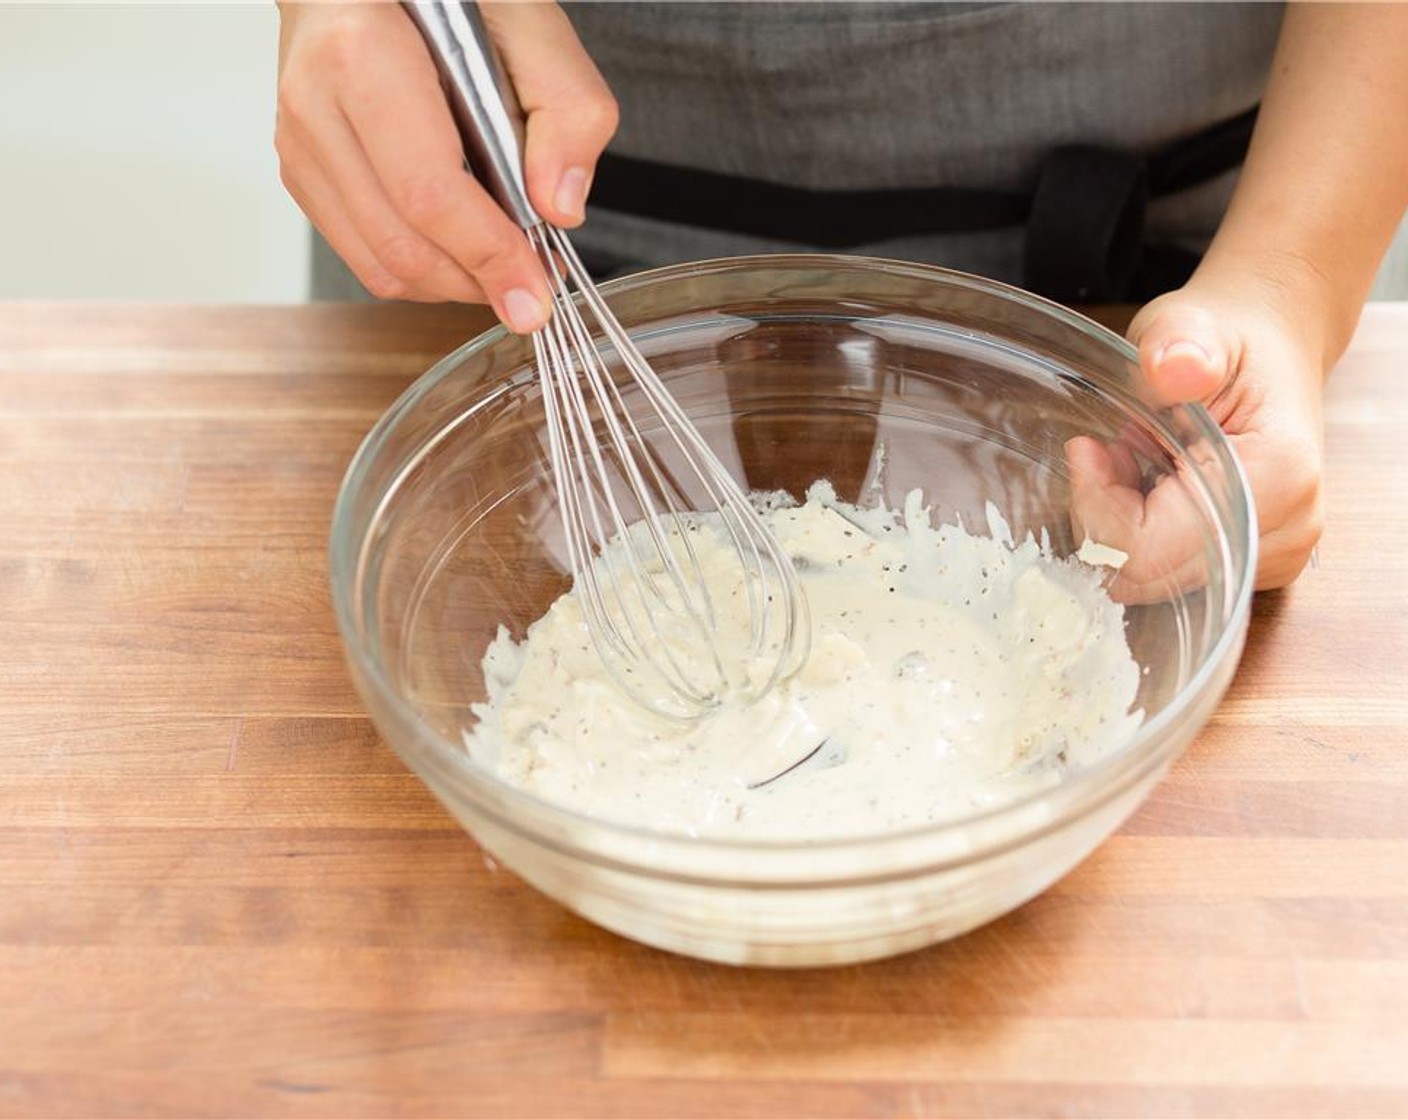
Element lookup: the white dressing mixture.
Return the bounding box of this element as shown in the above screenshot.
[465,482,1142,841]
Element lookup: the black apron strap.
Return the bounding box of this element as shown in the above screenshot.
[1022,105,1259,301]
[590,155,1028,247]
[1022,146,1148,303]
[1147,103,1260,195]
[588,105,1260,300]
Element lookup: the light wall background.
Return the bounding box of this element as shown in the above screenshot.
[0,2,309,303]
[0,3,1402,304]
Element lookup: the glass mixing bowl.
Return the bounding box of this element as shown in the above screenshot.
[330,255,1255,967]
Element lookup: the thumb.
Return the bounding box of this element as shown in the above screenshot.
[484,3,619,229]
[1128,296,1238,407]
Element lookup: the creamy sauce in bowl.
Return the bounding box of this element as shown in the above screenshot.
[465,482,1141,841]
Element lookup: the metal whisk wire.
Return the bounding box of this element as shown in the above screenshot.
[402,0,808,720]
[528,223,807,720]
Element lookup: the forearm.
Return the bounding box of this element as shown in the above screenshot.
[1198,2,1408,368]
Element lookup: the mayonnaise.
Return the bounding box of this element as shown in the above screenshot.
[465,482,1143,841]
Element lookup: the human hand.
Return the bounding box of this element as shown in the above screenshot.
[275,1,618,331]
[1067,264,1328,599]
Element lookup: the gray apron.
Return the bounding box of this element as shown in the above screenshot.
[312,1,1285,301]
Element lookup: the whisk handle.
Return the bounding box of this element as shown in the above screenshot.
[400,0,541,230]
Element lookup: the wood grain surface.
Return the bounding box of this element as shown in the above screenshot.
[1,301,1406,1119]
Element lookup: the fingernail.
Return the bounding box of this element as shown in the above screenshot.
[554,166,590,222]
[1156,339,1212,367]
[502,288,548,334]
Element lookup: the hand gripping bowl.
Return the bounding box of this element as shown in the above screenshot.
[330,255,1256,967]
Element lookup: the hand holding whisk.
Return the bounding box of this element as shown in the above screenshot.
[402,0,809,720]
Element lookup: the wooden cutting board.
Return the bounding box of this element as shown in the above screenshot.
[1,301,1405,1117]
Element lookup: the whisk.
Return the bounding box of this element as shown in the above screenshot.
[403,0,809,720]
